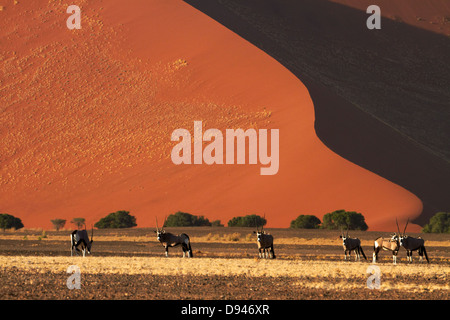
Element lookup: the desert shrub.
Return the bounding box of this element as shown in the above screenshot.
[51,219,66,231]
[290,215,321,229]
[0,213,24,231]
[94,211,137,229]
[223,232,241,241]
[163,211,211,227]
[211,220,224,227]
[422,212,450,233]
[206,233,221,241]
[321,210,368,231]
[70,217,86,229]
[227,214,266,228]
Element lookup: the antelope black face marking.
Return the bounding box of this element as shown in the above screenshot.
[340,229,366,262]
[70,226,94,257]
[154,217,193,258]
[254,216,275,259]
[397,218,429,263]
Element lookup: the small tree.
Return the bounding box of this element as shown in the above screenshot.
[164,211,211,227]
[51,219,66,231]
[227,214,266,228]
[94,211,137,229]
[321,210,368,231]
[0,213,24,231]
[290,215,321,229]
[422,212,450,233]
[71,217,86,229]
[211,220,224,227]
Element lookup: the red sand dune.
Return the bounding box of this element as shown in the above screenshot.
[0,0,422,231]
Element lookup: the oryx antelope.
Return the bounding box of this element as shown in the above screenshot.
[340,229,367,261]
[397,218,429,263]
[253,217,275,259]
[154,218,193,258]
[373,233,400,264]
[70,225,94,257]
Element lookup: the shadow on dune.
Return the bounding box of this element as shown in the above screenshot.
[184,0,450,226]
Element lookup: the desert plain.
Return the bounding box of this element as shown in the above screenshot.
[0,227,448,300]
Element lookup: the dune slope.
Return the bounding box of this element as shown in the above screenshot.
[184,0,450,226]
[0,0,424,230]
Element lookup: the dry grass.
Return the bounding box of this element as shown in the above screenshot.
[1,228,448,296]
[1,256,448,292]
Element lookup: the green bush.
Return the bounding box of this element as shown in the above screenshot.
[422,212,450,233]
[321,209,368,231]
[290,215,321,229]
[0,213,24,231]
[164,211,211,227]
[227,214,266,228]
[94,210,137,229]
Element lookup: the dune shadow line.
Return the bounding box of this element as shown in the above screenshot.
[184,0,450,226]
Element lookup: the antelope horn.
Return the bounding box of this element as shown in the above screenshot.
[91,224,94,240]
[156,217,159,231]
[403,218,409,236]
[396,217,401,235]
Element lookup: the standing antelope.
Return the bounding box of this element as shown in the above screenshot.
[373,233,400,264]
[70,225,94,257]
[340,229,367,261]
[253,216,275,259]
[397,218,429,263]
[154,217,193,258]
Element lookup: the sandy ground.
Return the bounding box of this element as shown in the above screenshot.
[0,228,448,300]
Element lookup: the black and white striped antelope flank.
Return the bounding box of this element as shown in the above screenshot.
[70,225,94,257]
[339,229,367,261]
[253,217,275,259]
[154,218,193,258]
[397,218,429,263]
[373,233,400,264]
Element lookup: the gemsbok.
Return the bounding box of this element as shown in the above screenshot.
[397,218,429,263]
[70,225,94,257]
[154,217,193,258]
[373,233,400,264]
[340,229,367,261]
[253,216,275,259]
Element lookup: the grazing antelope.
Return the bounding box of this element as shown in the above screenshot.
[373,233,400,264]
[340,229,367,261]
[397,218,429,263]
[154,217,193,258]
[253,216,275,259]
[70,225,94,257]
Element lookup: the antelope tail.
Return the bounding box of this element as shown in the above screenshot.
[422,246,429,263]
[359,246,367,260]
[188,242,193,258]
